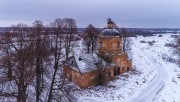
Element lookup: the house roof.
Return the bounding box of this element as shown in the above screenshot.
[64,53,112,73]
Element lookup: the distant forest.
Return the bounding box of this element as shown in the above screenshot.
[80,28,180,37]
[1,27,180,37]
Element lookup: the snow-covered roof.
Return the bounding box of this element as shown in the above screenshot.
[101,28,121,36]
[65,53,110,73]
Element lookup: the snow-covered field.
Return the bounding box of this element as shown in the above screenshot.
[74,34,180,102]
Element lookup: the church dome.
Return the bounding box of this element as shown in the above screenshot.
[100,18,121,36]
[101,28,121,36]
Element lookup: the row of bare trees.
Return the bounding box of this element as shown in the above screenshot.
[0,18,77,102]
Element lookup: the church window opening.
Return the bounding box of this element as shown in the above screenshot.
[118,42,120,48]
[100,42,103,47]
[122,66,125,72]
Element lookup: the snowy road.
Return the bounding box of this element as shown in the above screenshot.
[131,50,168,102]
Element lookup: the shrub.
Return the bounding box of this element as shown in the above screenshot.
[158,35,163,37]
[171,35,178,38]
[165,43,177,48]
[140,40,146,43]
[147,40,155,46]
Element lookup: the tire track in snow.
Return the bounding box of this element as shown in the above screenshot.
[131,51,168,102]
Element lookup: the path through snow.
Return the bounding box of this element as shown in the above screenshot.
[131,50,168,102]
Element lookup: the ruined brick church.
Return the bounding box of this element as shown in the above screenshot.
[64,19,132,88]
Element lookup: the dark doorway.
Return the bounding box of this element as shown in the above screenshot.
[114,67,117,76]
[127,67,130,71]
[117,67,120,75]
[69,74,72,82]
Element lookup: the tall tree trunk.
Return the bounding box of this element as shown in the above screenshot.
[47,62,58,102]
[7,50,12,80]
[65,43,69,60]
[87,46,90,54]
[7,61,12,80]
[91,41,94,53]
[36,57,41,102]
[17,65,27,102]
[17,85,27,102]
[35,38,44,102]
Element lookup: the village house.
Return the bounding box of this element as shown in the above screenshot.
[63,19,132,88]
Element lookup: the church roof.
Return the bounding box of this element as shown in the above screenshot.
[101,28,121,36]
[64,53,113,73]
[100,18,121,37]
[107,18,114,24]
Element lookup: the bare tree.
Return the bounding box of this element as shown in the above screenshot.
[175,35,180,67]
[83,24,99,53]
[0,23,36,102]
[47,18,77,102]
[96,62,106,85]
[0,32,13,80]
[176,35,180,51]
[47,18,64,102]
[63,18,77,60]
[94,53,112,86]
[125,38,133,51]
[32,20,50,102]
[121,28,129,52]
[53,74,76,102]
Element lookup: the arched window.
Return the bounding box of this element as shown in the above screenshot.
[108,72,111,77]
[127,67,130,71]
[118,42,120,48]
[122,66,125,72]
[69,74,72,82]
[117,67,120,75]
[114,66,117,76]
[100,42,103,48]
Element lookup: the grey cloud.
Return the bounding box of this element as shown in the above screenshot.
[0,0,180,28]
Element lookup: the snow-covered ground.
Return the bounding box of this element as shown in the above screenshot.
[74,34,180,102]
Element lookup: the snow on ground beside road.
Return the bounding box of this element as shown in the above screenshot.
[148,34,180,102]
[134,34,180,102]
[74,34,180,102]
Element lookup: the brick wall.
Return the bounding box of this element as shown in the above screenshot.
[98,36,122,54]
[63,65,115,88]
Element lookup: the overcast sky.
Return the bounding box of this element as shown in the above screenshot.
[0,0,180,28]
